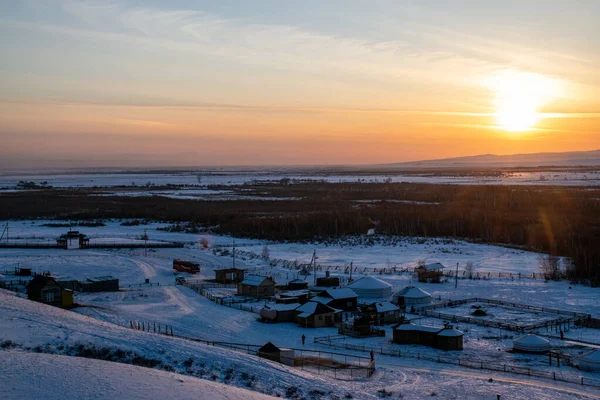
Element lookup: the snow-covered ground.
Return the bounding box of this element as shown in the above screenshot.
[1,169,600,191]
[1,289,598,400]
[0,351,276,400]
[2,220,600,398]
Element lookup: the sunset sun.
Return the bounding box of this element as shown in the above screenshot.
[487,70,561,132]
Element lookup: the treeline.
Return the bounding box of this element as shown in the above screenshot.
[1,182,599,282]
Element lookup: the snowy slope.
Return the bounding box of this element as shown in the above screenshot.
[0,351,275,400]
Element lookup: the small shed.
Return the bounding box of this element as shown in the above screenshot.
[392,285,432,306]
[260,303,301,323]
[26,276,73,308]
[362,302,400,325]
[296,301,340,328]
[258,342,295,366]
[237,275,276,298]
[214,268,245,283]
[79,276,119,292]
[416,262,445,283]
[578,350,600,372]
[316,272,340,287]
[436,325,464,350]
[513,334,551,354]
[348,277,392,299]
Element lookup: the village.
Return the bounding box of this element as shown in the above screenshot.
[0,219,599,400]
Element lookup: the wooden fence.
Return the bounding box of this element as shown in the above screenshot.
[414,297,590,332]
[314,335,600,389]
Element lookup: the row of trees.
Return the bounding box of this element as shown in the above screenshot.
[1,182,598,282]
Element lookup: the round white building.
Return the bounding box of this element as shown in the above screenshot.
[579,349,600,372]
[392,285,432,306]
[348,276,392,299]
[513,334,551,354]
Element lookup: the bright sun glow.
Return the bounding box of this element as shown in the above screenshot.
[486,70,561,132]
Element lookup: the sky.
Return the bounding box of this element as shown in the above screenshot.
[0,0,599,169]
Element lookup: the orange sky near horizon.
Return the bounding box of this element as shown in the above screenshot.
[1,1,599,168]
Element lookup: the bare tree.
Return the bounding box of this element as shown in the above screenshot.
[465,261,474,279]
[539,255,562,280]
[261,245,270,260]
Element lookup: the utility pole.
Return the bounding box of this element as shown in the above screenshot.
[349,261,353,282]
[232,239,236,269]
[312,249,317,285]
[144,228,148,257]
[455,262,459,289]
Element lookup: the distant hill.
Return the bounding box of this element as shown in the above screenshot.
[385,150,600,168]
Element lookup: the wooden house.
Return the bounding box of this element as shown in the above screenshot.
[26,276,73,308]
[311,288,358,311]
[361,302,400,325]
[260,303,301,323]
[316,271,340,288]
[392,318,463,350]
[296,301,340,328]
[237,275,276,298]
[416,262,445,283]
[214,267,245,283]
[287,279,309,291]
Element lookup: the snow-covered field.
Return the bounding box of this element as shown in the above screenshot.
[1,169,600,191]
[1,220,600,398]
[1,290,598,400]
[0,351,276,400]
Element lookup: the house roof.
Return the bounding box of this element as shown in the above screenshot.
[26,276,59,293]
[289,279,307,284]
[393,322,440,333]
[514,334,550,346]
[422,263,445,271]
[263,303,301,312]
[320,288,357,300]
[296,301,338,316]
[310,296,333,305]
[580,349,600,363]
[240,275,274,286]
[280,290,309,297]
[372,302,399,313]
[393,285,431,299]
[259,342,280,353]
[349,277,392,290]
[437,327,464,337]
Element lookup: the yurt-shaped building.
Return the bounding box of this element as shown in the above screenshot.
[392,285,432,306]
[513,334,551,354]
[578,350,600,372]
[348,276,392,299]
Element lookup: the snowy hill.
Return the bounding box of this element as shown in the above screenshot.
[384,150,600,168]
[0,352,275,400]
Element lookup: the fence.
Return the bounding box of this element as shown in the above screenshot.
[0,240,184,249]
[127,323,374,380]
[414,297,590,332]
[314,335,600,389]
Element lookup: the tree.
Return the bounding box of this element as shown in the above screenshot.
[261,245,270,260]
[465,261,474,279]
[539,255,562,280]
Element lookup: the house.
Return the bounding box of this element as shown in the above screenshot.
[392,318,463,350]
[258,342,295,366]
[79,276,119,292]
[26,275,73,308]
[361,302,400,325]
[312,288,358,311]
[316,271,340,287]
[57,231,89,250]
[214,267,245,283]
[296,301,340,328]
[287,279,309,291]
[237,275,276,298]
[416,262,445,283]
[15,267,32,277]
[260,303,301,323]
[277,290,310,304]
